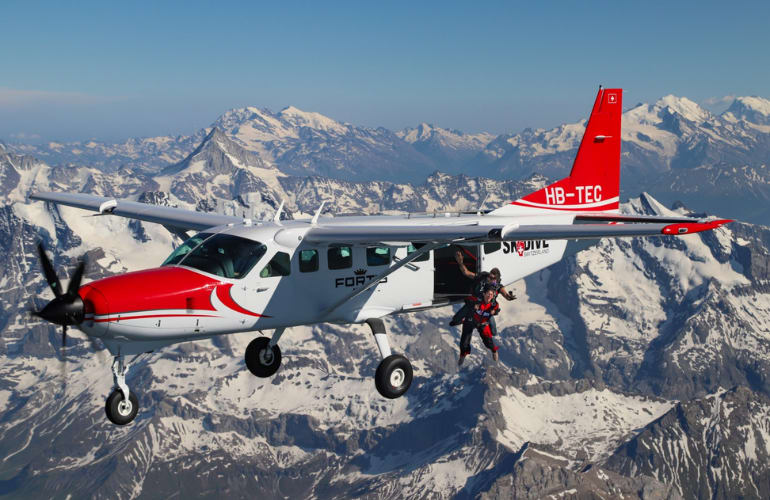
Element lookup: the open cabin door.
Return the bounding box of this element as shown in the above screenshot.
[433,244,478,305]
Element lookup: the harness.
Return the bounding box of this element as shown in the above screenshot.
[469,272,502,304]
[467,299,499,326]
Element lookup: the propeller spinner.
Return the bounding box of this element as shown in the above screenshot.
[33,243,86,346]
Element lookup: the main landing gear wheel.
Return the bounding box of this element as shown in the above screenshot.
[245,336,282,377]
[105,389,139,425]
[375,354,413,399]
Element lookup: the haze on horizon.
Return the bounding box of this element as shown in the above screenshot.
[1,1,768,143]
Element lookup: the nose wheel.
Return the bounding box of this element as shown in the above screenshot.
[245,336,282,377]
[105,389,139,425]
[105,354,142,425]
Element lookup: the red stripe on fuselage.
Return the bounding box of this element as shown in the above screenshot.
[216,283,270,317]
[93,313,220,323]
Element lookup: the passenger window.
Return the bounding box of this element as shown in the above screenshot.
[328,246,352,270]
[260,252,291,277]
[299,249,319,272]
[367,247,391,266]
[407,243,430,262]
[484,242,502,254]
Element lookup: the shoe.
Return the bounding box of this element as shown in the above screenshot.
[492,351,499,362]
[458,354,466,366]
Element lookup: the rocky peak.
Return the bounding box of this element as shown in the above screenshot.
[161,127,266,177]
[723,96,770,126]
[655,95,712,124]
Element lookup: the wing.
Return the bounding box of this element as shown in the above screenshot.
[30,191,241,231]
[304,217,732,244]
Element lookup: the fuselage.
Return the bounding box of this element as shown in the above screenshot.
[78,212,574,354]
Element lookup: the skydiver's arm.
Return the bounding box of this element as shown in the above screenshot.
[499,286,515,301]
[454,249,476,280]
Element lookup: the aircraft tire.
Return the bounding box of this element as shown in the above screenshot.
[105,389,139,425]
[375,354,413,399]
[245,336,282,378]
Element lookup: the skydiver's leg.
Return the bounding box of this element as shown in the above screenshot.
[450,302,471,326]
[459,322,473,363]
[478,324,499,360]
[488,315,497,337]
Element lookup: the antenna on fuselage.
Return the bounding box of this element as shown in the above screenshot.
[273,200,285,222]
[311,200,327,226]
[477,193,489,215]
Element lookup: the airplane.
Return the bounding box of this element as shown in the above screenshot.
[28,87,731,425]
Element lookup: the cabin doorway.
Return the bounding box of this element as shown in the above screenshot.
[433,244,478,305]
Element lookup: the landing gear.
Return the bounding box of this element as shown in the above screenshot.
[375,354,413,399]
[367,319,413,399]
[105,389,138,425]
[105,354,139,425]
[245,328,284,377]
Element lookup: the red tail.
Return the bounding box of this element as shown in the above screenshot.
[502,87,622,213]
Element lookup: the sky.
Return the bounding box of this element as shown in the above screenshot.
[1,0,768,142]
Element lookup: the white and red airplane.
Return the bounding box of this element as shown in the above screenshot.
[30,88,730,425]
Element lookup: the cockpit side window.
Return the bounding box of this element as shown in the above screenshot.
[173,233,267,279]
[162,233,212,266]
[260,252,291,278]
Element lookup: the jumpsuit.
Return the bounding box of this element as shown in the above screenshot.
[459,298,500,356]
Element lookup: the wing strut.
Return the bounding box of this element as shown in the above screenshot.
[322,242,444,318]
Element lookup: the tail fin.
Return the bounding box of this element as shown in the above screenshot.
[493,87,622,214]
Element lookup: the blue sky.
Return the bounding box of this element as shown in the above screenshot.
[1,1,768,141]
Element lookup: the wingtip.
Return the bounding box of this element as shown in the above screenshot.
[662,218,734,235]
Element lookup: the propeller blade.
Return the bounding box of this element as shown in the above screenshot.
[66,259,86,297]
[37,243,62,298]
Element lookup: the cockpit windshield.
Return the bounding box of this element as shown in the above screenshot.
[162,232,267,279]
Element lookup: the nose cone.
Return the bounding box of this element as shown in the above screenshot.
[38,295,84,325]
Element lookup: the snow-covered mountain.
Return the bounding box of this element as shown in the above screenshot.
[396,123,495,174]
[1,133,769,497]
[723,96,770,128]
[606,386,770,499]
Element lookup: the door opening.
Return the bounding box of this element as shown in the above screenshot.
[433,244,478,305]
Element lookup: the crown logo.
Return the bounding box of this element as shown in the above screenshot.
[354,268,367,276]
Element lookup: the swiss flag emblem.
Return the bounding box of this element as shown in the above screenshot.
[515,241,525,256]
[607,93,617,104]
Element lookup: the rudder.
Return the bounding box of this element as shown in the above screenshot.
[494,87,622,214]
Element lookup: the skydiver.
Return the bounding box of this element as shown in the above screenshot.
[458,285,500,365]
[449,249,514,333]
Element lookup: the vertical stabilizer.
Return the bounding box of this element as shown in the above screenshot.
[493,87,622,214]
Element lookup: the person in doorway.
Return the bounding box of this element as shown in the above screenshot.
[449,249,514,330]
[458,285,500,365]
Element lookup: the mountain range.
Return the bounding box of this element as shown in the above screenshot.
[6,93,770,225]
[0,92,769,498]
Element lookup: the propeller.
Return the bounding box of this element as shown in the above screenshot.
[32,243,87,347]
